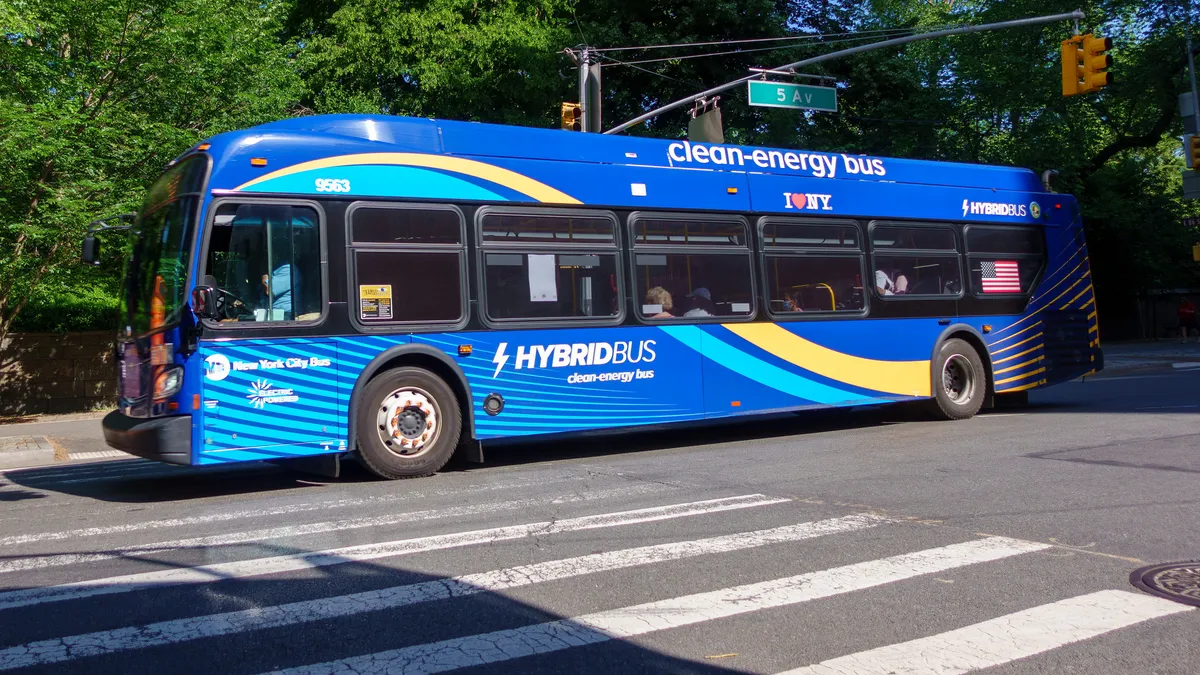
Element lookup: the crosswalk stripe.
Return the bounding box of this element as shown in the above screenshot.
[0,483,664,573]
[0,514,884,670]
[778,590,1193,675]
[0,493,786,611]
[266,536,1050,675]
[0,472,584,544]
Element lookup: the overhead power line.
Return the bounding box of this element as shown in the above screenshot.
[589,26,945,54]
[605,29,921,67]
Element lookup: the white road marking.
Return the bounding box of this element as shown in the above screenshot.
[266,536,1049,675]
[0,514,883,670]
[0,483,664,573]
[66,450,129,460]
[0,493,786,611]
[778,590,1193,675]
[1135,404,1200,411]
[1171,362,1200,370]
[0,472,657,548]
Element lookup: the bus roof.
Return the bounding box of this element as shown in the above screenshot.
[196,114,1068,226]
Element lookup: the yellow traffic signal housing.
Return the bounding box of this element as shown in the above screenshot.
[1081,34,1113,93]
[1062,34,1112,96]
[560,102,582,131]
[1061,36,1084,96]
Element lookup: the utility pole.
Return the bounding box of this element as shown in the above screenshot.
[578,47,592,132]
[1188,1,1200,134]
[568,47,603,132]
[605,10,1085,135]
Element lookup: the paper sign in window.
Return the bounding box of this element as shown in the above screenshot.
[359,284,393,320]
[528,254,558,302]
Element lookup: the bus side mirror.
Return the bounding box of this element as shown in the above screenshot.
[192,286,218,320]
[81,235,100,265]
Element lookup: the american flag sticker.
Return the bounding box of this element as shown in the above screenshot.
[981,260,1022,293]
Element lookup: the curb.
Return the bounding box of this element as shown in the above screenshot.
[0,435,56,470]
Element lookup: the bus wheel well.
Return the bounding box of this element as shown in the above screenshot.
[356,353,475,451]
[944,330,994,398]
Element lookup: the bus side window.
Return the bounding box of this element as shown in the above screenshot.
[964,226,1044,297]
[348,205,465,326]
[629,214,754,321]
[869,223,960,298]
[478,209,621,323]
[758,219,864,315]
[204,203,323,322]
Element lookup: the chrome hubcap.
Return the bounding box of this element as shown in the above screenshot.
[942,354,975,406]
[376,387,439,457]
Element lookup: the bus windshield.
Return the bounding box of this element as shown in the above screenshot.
[122,155,207,335]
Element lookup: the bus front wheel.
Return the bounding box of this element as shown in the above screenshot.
[355,367,462,479]
[928,339,986,421]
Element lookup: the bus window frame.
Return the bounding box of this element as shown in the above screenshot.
[345,201,470,332]
[197,196,330,331]
[627,211,757,325]
[867,219,965,302]
[756,216,869,321]
[961,224,1046,300]
[475,205,626,329]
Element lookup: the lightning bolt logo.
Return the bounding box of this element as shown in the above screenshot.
[491,342,510,378]
[961,199,969,217]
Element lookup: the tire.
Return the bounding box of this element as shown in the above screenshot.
[927,338,986,420]
[355,367,462,479]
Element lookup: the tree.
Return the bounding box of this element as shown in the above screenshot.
[0,0,303,344]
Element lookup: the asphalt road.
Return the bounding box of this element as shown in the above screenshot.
[0,368,1196,674]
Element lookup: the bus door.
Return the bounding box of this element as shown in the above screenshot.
[196,200,344,463]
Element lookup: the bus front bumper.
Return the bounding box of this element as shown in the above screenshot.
[102,411,192,465]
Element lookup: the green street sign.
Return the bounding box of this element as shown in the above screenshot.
[747,80,837,112]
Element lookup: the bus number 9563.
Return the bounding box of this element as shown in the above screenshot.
[314,178,351,193]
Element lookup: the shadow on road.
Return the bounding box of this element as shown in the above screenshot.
[0,540,748,675]
[3,367,1195,502]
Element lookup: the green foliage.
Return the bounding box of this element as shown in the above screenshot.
[2,0,1197,339]
[0,0,303,340]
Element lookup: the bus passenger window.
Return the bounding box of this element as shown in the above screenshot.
[478,209,622,323]
[483,252,619,321]
[870,223,961,297]
[349,205,465,325]
[630,215,754,321]
[965,226,1044,297]
[766,256,863,312]
[759,219,864,315]
[633,253,752,319]
[203,203,323,322]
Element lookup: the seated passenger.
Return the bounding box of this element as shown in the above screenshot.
[875,269,908,296]
[783,292,802,312]
[644,286,674,319]
[683,287,715,317]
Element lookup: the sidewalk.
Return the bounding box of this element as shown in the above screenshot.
[1097,340,1200,376]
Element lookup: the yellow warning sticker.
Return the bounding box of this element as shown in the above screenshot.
[359,285,392,320]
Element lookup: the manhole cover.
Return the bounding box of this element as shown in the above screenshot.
[1130,561,1200,607]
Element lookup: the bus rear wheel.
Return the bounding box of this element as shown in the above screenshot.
[355,367,461,479]
[928,338,986,421]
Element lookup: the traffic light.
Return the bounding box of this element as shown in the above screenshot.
[1187,135,1200,170]
[1081,34,1113,93]
[560,102,582,131]
[1062,33,1112,96]
[1061,36,1084,96]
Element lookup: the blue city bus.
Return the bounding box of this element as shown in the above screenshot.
[94,114,1101,479]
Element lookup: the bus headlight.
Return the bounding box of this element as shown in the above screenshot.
[154,365,184,399]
